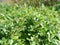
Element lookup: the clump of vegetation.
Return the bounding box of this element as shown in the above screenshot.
[0,4,60,45]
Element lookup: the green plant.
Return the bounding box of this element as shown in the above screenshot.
[0,4,60,45]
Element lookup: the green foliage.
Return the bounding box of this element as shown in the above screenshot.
[0,4,60,45]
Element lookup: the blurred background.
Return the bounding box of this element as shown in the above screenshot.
[0,0,60,7]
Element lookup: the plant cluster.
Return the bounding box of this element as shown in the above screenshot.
[0,4,60,45]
